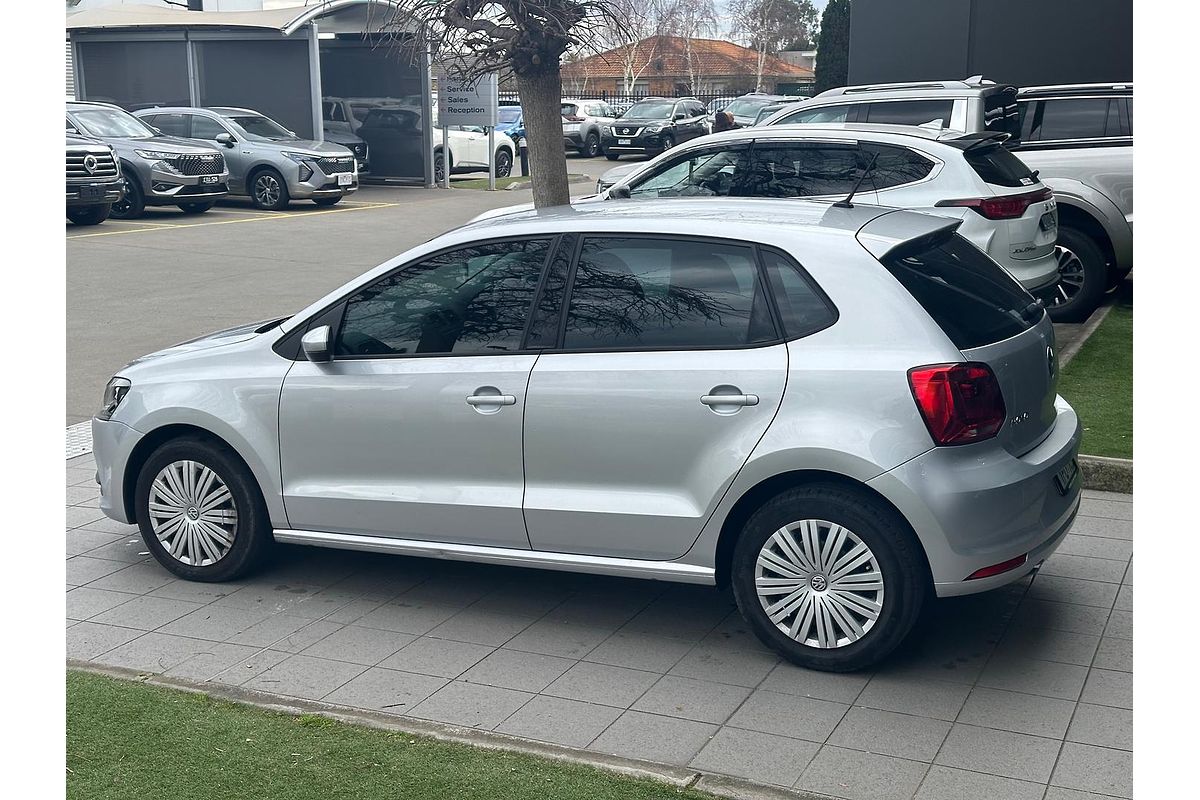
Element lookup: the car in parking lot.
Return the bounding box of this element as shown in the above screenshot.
[65,134,124,226]
[135,107,359,211]
[560,98,618,157]
[601,97,711,160]
[91,199,1081,672]
[67,100,229,219]
[721,93,796,127]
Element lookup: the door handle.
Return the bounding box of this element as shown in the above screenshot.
[701,393,759,407]
[466,394,516,406]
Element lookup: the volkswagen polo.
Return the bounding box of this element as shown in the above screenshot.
[91,200,1081,672]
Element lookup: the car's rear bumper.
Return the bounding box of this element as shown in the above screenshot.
[92,416,144,525]
[868,395,1083,597]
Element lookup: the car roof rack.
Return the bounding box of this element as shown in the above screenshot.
[815,76,1005,99]
[1018,82,1133,96]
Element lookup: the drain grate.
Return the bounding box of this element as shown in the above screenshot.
[66,421,93,459]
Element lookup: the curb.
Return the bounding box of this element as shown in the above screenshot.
[68,661,825,800]
[1058,301,1114,368]
[503,174,593,191]
[1079,454,1133,494]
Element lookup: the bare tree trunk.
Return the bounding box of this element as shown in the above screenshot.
[516,67,571,208]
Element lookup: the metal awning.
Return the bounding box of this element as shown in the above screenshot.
[66,0,402,37]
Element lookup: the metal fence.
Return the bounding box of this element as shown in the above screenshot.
[498,86,815,111]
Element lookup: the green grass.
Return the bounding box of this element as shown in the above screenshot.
[66,671,714,800]
[450,175,531,190]
[1058,303,1133,459]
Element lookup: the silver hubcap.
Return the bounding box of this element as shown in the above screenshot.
[255,175,280,206]
[148,460,238,566]
[1049,246,1086,307]
[755,519,885,649]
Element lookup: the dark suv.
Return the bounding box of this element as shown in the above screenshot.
[600,97,710,160]
[66,134,124,226]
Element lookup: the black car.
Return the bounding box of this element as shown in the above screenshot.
[600,97,710,160]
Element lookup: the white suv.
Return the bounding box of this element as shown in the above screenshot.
[600,124,1060,298]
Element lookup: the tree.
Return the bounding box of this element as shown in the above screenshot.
[386,1,623,209]
[594,0,679,95]
[730,0,819,92]
[814,0,852,93]
[670,0,720,94]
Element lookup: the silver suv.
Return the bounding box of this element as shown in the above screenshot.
[91,199,1081,672]
[67,101,229,219]
[560,98,617,157]
[136,107,359,211]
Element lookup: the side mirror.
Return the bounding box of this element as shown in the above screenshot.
[609,184,632,200]
[673,113,685,121]
[215,132,236,147]
[301,325,332,363]
[66,126,79,134]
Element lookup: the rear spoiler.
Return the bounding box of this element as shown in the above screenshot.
[943,131,1012,152]
[856,210,962,263]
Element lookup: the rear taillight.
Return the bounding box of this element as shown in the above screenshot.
[965,554,1027,580]
[565,114,584,122]
[935,187,1053,220]
[907,363,1006,446]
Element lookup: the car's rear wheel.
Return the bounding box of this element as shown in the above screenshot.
[250,168,290,211]
[177,201,214,214]
[109,177,145,219]
[731,484,927,672]
[495,148,513,178]
[582,132,601,157]
[67,204,111,226]
[1046,227,1107,323]
[313,197,343,207]
[134,436,272,582]
[434,149,450,183]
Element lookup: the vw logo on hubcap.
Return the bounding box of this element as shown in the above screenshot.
[809,574,828,592]
[186,506,200,521]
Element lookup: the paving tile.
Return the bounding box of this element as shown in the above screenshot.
[242,654,365,699]
[398,574,505,609]
[209,650,290,686]
[1066,515,1131,541]
[1043,788,1118,800]
[1114,584,1132,612]
[93,632,216,674]
[1077,498,1132,520]
[583,630,694,673]
[149,579,240,604]
[66,622,142,660]
[300,625,415,666]
[66,556,127,586]
[667,639,779,688]
[163,642,263,681]
[504,619,614,659]
[66,587,137,621]
[1079,668,1132,709]
[726,689,849,742]
[690,727,819,787]
[995,626,1100,667]
[1080,489,1131,503]
[75,517,138,535]
[1028,575,1120,609]
[914,765,1045,800]
[90,595,202,631]
[1104,609,1132,639]
[855,674,970,722]
[1051,742,1132,798]
[66,485,101,505]
[1039,554,1127,584]
[226,615,337,650]
[87,562,176,595]
[977,654,1088,701]
[66,506,107,529]
[409,681,533,730]
[1055,535,1132,562]
[758,663,871,704]
[543,593,653,629]
[542,661,661,708]
[379,636,494,679]
[1092,636,1132,672]
[632,675,752,725]
[322,667,447,714]
[496,695,623,749]
[65,529,123,557]
[159,606,274,642]
[319,596,388,625]
[471,583,574,618]
[620,598,732,641]
[211,583,326,616]
[590,710,718,765]
[1013,599,1111,636]
[84,537,153,564]
[425,608,537,647]
[830,706,950,762]
[460,649,574,693]
[934,723,1061,783]
[796,745,927,800]
[347,599,462,636]
[1067,703,1132,750]
[957,686,1076,739]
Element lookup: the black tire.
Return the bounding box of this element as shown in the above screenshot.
[109,177,145,220]
[659,134,675,152]
[177,201,214,214]
[731,483,928,672]
[582,132,601,158]
[313,196,343,207]
[250,168,290,211]
[434,149,450,183]
[67,204,111,226]
[605,152,621,161]
[134,435,273,583]
[495,149,513,178]
[1046,226,1107,323]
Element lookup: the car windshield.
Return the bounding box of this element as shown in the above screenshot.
[725,99,772,117]
[623,101,676,119]
[71,107,156,139]
[224,114,297,142]
[498,108,522,124]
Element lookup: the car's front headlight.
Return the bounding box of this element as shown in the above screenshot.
[135,150,178,161]
[645,125,664,134]
[282,152,316,181]
[97,377,131,421]
[601,125,612,136]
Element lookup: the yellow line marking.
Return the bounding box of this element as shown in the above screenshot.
[66,202,399,240]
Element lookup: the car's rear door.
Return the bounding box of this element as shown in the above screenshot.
[521,234,788,560]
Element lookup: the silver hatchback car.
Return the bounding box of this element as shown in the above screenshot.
[92,200,1082,671]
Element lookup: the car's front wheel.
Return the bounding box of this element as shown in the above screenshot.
[67,204,111,226]
[582,132,601,158]
[109,177,145,219]
[1046,227,1107,323]
[250,168,290,211]
[134,436,272,582]
[495,148,513,178]
[731,484,927,672]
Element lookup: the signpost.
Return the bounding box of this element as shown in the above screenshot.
[435,73,499,190]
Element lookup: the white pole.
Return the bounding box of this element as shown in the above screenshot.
[441,125,449,189]
[488,127,496,191]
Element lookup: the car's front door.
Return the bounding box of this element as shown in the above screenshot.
[626,144,751,198]
[186,114,250,193]
[522,234,788,560]
[742,142,879,203]
[277,236,555,548]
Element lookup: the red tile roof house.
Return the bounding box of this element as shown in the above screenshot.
[562,35,815,98]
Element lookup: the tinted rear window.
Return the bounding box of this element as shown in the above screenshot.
[882,234,1042,350]
[863,100,953,127]
[962,141,1037,188]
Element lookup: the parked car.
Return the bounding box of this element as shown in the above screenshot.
[92,199,1081,672]
[495,106,524,138]
[706,96,739,115]
[432,123,517,183]
[1012,83,1133,321]
[323,128,369,173]
[135,107,359,211]
[600,97,711,160]
[67,100,229,219]
[593,124,1060,298]
[560,98,618,157]
[65,134,124,226]
[753,102,794,126]
[722,93,793,127]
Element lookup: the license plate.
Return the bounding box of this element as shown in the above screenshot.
[200,175,219,185]
[78,185,105,201]
[337,173,353,186]
[1054,458,1079,495]
[618,138,631,145]
[1039,212,1056,232]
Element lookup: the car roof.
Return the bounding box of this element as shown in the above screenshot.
[658,122,977,148]
[809,77,1013,102]
[1017,83,1132,98]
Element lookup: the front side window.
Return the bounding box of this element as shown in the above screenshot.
[629,148,749,198]
[225,114,295,142]
[862,100,953,128]
[147,113,188,136]
[189,115,228,140]
[743,144,861,198]
[777,104,852,125]
[561,237,776,350]
[336,238,551,357]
